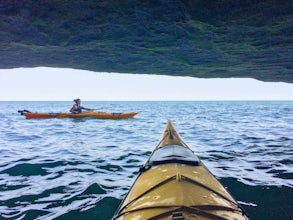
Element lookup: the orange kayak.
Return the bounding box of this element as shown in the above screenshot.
[18,110,138,119]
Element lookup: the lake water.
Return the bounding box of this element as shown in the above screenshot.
[0,101,292,220]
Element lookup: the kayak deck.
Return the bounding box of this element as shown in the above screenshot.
[117,164,245,219]
[18,110,138,119]
[114,121,248,220]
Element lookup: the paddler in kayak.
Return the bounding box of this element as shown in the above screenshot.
[70,98,93,113]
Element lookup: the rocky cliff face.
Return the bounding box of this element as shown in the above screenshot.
[1,0,292,82]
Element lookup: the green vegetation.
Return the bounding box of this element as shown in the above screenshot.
[0,0,292,82]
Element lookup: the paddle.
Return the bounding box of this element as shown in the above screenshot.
[86,108,103,112]
[70,108,103,114]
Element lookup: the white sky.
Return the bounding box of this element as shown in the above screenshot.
[0,67,292,101]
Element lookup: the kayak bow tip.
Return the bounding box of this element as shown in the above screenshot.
[156,120,188,149]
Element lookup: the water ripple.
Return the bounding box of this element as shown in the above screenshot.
[0,101,292,219]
